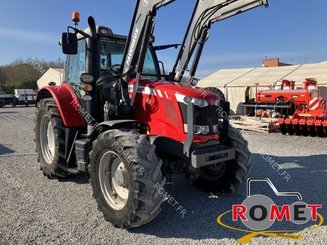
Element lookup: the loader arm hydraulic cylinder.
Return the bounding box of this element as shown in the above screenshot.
[171,0,268,82]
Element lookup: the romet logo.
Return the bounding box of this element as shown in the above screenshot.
[216,178,324,243]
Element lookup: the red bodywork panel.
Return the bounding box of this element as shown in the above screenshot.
[128,79,220,143]
[37,83,86,127]
[256,89,314,107]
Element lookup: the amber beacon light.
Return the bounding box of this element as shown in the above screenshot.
[72,11,80,24]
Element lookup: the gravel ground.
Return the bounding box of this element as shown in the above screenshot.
[0,106,326,245]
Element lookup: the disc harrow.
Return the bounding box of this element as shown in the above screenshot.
[279,97,327,137]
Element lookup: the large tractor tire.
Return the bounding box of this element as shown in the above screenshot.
[89,129,165,229]
[206,87,225,102]
[34,98,69,178]
[194,127,251,193]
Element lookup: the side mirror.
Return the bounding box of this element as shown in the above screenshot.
[61,33,78,55]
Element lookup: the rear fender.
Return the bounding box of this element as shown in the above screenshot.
[36,83,86,127]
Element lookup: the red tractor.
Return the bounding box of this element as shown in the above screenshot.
[34,0,268,228]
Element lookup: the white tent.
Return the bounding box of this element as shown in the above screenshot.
[199,61,327,114]
[37,68,64,89]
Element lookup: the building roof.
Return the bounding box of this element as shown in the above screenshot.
[199,61,327,87]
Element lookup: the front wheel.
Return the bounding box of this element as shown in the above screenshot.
[89,129,165,229]
[193,127,251,193]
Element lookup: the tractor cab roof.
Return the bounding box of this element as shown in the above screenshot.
[77,25,126,40]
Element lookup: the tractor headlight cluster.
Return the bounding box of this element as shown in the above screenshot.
[179,94,208,107]
[80,73,94,93]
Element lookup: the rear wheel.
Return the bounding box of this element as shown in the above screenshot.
[34,98,69,178]
[90,129,165,229]
[193,127,251,193]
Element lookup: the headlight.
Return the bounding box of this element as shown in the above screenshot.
[193,98,208,107]
[82,95,92,101]
[183,96,192,104]
[200,126,209,135]
[176,94,208,107]
[193,125,209,135]
[194,125,202,134]
[80,73,94,83]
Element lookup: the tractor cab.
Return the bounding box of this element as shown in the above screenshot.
[61,14,169,124]
[63,24,161,120]
[65,25,161,84]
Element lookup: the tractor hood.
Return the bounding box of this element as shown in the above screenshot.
[129,79,221,105]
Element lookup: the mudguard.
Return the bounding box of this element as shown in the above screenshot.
[36,83,86,127]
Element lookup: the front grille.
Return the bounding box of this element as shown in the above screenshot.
[194,105,219,125]
[178,103,219,134]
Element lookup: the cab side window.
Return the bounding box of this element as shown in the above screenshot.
[66,39,86,88]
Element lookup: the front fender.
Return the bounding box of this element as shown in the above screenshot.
[37,83,86,127]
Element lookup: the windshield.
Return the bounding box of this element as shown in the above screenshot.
[100,38,125,74]
[65,37,160,98]
[99,38,159,78]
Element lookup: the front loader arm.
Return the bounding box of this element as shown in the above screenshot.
[120,0,176,106]
[171,0,268,82]
[121,0,176,75]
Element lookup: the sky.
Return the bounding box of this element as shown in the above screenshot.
[0,0,327,78]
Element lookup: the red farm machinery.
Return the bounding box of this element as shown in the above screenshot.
[278,95,327,137]
[242,78,327,137]
[34,0,268,228]
[243,78,320,118]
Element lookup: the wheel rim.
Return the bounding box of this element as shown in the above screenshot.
[40,115,55,165]
[99,151,129,210]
